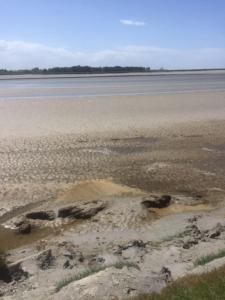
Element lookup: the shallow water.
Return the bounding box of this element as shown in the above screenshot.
[0,225,53,252]
[0,219,83,252]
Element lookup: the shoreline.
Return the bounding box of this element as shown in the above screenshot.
[1,69,225,81]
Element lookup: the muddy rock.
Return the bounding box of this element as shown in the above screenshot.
[88,255,105,266]
[15,220,31,235]
[0,261,29,283]
[58,202,105,219]
[183,239,199,249]
[188,215,202,223]
[184,224,201,238]
[36,249,55,270]
[8,262,29,282]
[142,195,171,209]
[121,240,146,251]
[63,250,75,260]
[113,246,123,255]
[207,223,225,239]
[26,210,56,221]
[159,267,172,283]
[63,260,72,269]
[0,261,11,283]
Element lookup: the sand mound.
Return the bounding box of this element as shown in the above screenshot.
[57,179,144,203]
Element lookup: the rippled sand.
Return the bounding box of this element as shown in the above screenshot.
[0,91,225,210]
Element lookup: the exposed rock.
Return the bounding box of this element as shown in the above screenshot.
[36,249,55,270]
[142,195,171,209]
[183,239,198,249]
[207,223,225,239]
[0,260,29,283]
[63,250,75,260]
[15,220,31,235]
[113,246,122,255]
[184,224,201,238]
[8,262,29,282]
[188,216,198,223]
[58,202,105,219]
[88,255,105,266]
[121,240,146,251]
[63,260,73,269]
[26,210,56,221]
[187,215,202,223]
[0,261,11,283]
[159,267,172,283]
[113,240,146,256]
[209,231,221,239]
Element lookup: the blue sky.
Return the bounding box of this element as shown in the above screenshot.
[0,0,225,69]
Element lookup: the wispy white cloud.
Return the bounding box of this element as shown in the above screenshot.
[120,19,146,26]
[0,40,225,69]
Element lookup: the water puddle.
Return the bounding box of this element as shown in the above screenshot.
[0,225,53,252]
[0,220,82,252]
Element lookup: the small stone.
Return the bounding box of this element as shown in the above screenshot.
[209,231,221,239]
[63,260,71,269]
[63,251,75,260]
[121,240,146,251]
[37,249,55,270]
[160,266,172,283]
[183,239,198,249]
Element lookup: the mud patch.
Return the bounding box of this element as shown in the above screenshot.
[150,203,212,217]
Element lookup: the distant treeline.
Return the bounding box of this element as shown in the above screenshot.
[0,66,151,75]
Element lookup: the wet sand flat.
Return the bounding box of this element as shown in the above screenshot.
[0,91,225,211]
[0,91,225,137]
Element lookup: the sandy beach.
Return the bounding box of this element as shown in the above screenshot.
[0,90,225,209]
[1,86,225,299]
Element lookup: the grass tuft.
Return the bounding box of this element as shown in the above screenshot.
[55,267,101,293]
[130,265,225,300]
[194,249,225,267]
[55,261,139,293]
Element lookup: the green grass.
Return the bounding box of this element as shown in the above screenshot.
[194,249,225,267]
[131,265,225,300]
[55,261,139,293]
